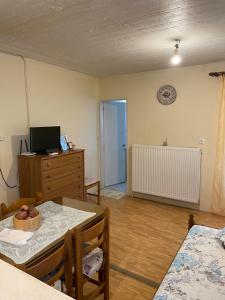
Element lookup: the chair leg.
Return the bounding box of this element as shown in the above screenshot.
[98,268,104,283]
[97,182,100,205]
[99,268,109,300]
[104,208,110,300]
[104,277,109,300]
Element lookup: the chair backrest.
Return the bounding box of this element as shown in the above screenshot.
[19,231,73,296]
[74,207,109,300]
[0,192,42,219]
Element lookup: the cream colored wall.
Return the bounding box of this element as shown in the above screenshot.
[1,49,224,212]
[0,53,99,205]
[99,61,225,211]
[0,53,28,204]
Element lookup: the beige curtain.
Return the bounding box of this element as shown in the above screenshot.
[212,76,225,215]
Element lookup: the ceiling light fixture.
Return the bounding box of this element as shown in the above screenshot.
[171,40,181,65]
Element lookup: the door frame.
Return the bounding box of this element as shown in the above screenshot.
[100,99,128,191]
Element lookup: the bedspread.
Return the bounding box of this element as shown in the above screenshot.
[153,225,225,300]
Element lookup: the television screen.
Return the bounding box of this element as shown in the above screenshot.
[30,126,61,153]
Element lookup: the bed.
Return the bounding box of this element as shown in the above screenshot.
[153,224,225,299]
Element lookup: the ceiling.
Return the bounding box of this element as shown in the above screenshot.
[0,0,225,76]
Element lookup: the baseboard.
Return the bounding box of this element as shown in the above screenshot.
[132,192,199,210]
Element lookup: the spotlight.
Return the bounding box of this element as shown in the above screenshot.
[171,40,181,65]
[171,54,181,65]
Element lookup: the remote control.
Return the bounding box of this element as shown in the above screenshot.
[49,152,59,156]
[21,152,36,156]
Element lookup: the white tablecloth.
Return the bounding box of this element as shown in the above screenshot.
[0,201,96,264]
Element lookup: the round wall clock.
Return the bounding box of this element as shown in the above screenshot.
[157,85,177,105]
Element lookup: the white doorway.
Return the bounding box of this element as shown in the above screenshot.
[100,99,127,193]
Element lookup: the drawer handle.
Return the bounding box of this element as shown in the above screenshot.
[47,175,51,179]
[47,186,51,190]
[78,175,81,179]
[78,166,81,169]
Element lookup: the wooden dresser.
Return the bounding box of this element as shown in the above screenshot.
[18,150,84,201]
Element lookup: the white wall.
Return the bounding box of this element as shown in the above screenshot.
[99,61,225,211]
[0,53,99,205]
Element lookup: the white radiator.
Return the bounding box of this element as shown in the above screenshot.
[132,144,201,203]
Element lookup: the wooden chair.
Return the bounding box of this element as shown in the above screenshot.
[0,192,42,219]
[84,178,101,205]
[19,231,73,297]
[74,207,109,300]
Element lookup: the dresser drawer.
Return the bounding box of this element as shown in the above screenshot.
[62,190,84,200]
[70,193,84,201]
[43,174,83,194]
[44,183,84,200]
[18,150,85,200]
[42,163,83,182]
[42,152,83,171]
[73,182,84,194]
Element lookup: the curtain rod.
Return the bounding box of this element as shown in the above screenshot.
[209,71,225,77]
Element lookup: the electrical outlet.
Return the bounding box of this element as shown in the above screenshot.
[198,138,206,145]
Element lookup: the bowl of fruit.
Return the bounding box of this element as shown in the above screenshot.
[13,205,41,231]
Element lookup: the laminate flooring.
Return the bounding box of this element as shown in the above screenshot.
[86,195,225,299]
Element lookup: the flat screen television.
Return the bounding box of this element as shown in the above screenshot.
[30,126,61,154]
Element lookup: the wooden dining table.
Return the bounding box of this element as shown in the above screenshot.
[0,197,105,268]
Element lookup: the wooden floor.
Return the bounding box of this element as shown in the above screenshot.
[87,195,225,299]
